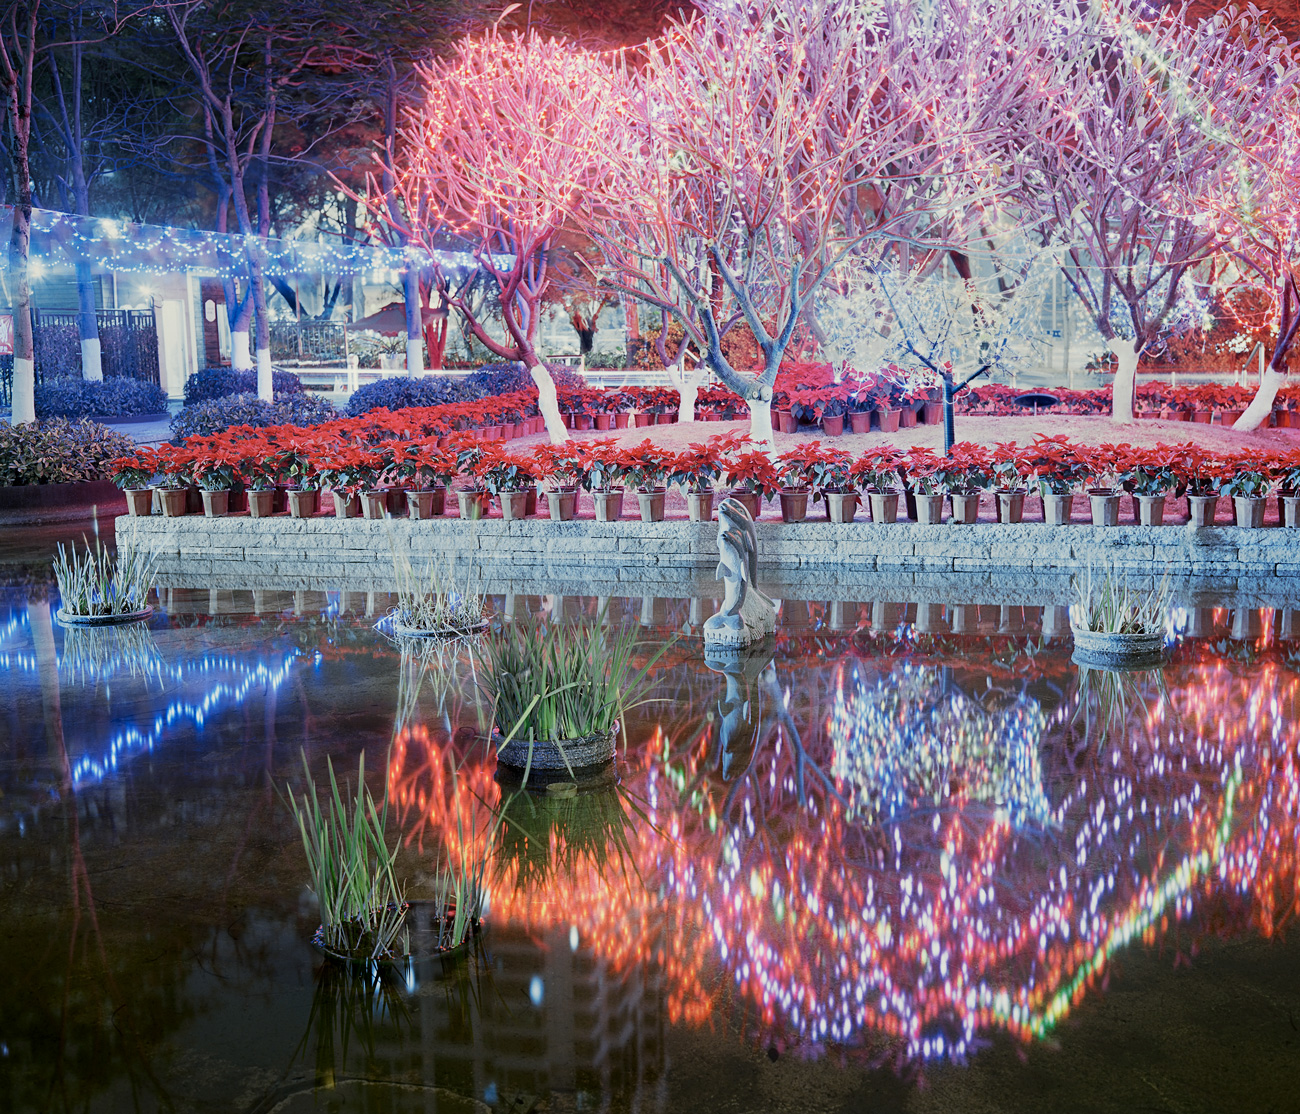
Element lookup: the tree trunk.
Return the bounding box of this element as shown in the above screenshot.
[745,396,776,452]
[1109,338,1140,424]
[529,364,569,444]
[248,246,273,400]
[667,361,704,425]
[75,259,102,381]
[9,199,35,424]
[1234,369,1285,431]
[1235,276,1297,432]
[403,267,423,377]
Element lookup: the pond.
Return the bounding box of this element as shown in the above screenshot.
[1,549,1299,1112]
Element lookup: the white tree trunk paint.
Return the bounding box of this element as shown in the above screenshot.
[1109,338,1140,424]
[80,338,103,382]
[530,364,570,444]
[11,357,36,424]
[256,347,273,402]
[667,361,705,425]
[1234,369,1285,432]
[746,396,776,453]
[231,331,252,371]
[406,337,424,378]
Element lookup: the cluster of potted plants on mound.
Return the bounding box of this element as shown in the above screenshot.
[111,430,1300,528]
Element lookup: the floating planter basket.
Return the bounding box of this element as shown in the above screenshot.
[388,616,490,640]
[495,725,618,772]
[55,605,153,627]
[1070,625,1165,668]
[312,899,481,972]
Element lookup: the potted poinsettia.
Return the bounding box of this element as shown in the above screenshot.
[1169,443,1222,527]
[449,433,491,520]
[277,434,324,518]
[775,443,833,523]
[808,445,856,523]
[723,450,780,520]
[479,445,537,521]
[904,447,949,525]
[1077,442,1126,526]
[818,392,849,437]
[849,447,904,523]
[534,442,583,521]
[1219,452,1272,528]
[153,444,193,517]
[621,439,675,522]
[1272,448,1300,528]
[1024,434,1086,526]
[670,437,728,522]
[395,440,457,519]
[237,443,281,519]
[940,441,992,524]
[576,439,628,522]
[1121,446,1177,526]
[990,441,1032,523]
[109,448,159,517]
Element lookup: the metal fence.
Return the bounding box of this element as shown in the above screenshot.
[1,308,159,407]
[269,320,348,364]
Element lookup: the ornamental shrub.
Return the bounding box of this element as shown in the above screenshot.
[0,418,137,485]
[346,363,587,417]
[34,376,169,420]
[170,392,337,441]
[182,366,304,404]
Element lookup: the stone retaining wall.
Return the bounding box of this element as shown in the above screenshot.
[125,514,1300,605]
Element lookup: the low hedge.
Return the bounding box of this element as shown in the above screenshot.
[0,418,137,485]
[34,376,169,420]
[345,363,587,418]
[169,392,338,441]
[183,366,305,404]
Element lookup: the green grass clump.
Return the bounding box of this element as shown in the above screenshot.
[1070,561,1171,636]
[53,530,156,618]
[389,550,487,634]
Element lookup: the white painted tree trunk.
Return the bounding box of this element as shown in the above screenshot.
[746,396,777,453]
[1109,338,1140,424]
[256,347,273,402]
[530,364,570,444]
[667,361,705,425]
[1234,369,1285,432]
[80,338,103,382]
[231,331,252,371]
[406,337,424,377]
[11,357,36,424]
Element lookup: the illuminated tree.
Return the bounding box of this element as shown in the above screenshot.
[380,26,628,442]
[569,0,1064,446]
[1019,0,1288,424]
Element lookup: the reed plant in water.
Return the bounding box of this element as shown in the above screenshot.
[59,622,164,685]
[1070,561,1172,636]
[478,618,669,744]
[285,751,409,962]
[388,544,486,635]
[52,527,157,618]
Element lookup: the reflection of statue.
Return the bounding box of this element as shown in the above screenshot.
[703,499,775,650]
[704,647,775,779]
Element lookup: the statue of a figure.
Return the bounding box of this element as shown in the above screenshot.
[703,498,776,650]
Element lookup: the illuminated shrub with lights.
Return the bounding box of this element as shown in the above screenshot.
[169,392,336,442]
[0,418,136,485]
[34,376,168,420]
[182,366,304,404]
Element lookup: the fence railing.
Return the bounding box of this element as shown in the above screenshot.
[269,320,348,364]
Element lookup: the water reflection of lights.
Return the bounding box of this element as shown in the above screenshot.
[394,657,1300,1065]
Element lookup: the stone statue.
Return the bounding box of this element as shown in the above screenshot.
[703,498,776,650]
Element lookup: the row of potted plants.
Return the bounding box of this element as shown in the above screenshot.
[112,431,1300,528]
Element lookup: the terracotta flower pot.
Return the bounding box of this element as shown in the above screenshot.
[777,410,797,434]
[287,489,319,518]
[1041,492,1073,526]
[201,489,229,518]
[686,490,715,522]
[406,488,445,520]
[1233,495,1267,529]
[593,490,625,522]
[499,491,531,521]
[158,488,187,517]
[821,414,845,437]
[1277,410,1294,429]
[914,493,946,525]
[547,487,578,521]
[634,412,654,428]
[637,488,667,522]
[457,489,490,520]
[594,414,613,430]
[333,490,361,518]
[124,488,154,517]
[1220,409,1245,427]
[1186,494,1219,527]
[655,411,676,425]
[574,414,594,431]
[385,487,405,515]
[1192,410,1213,424]
[247,489,276,518]
[868,489,899,523]
[899,407,919,428]
[996,489,1026,524]
[728,490,762,520]
[922,401,944,425]
[876,408,901,433]
[1088,488,1120,527]
[849,412,871,434]
[614,412,630,429]
[362,490,389,519]
[779,487,809,523]
[525,487,538,517]
[826,491,858,523]
[950,492,982,524]
[1136,493,1166,526]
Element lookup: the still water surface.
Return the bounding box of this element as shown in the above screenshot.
[1,576,1299,1113]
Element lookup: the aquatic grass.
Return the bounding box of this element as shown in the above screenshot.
[52,526,157,618]
[284,751,409,962]
[1073,663,1169,745]
[387,536,486,635]
[59,621,164,685]
[1069,561,1172,636]
[478,618,671,745]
